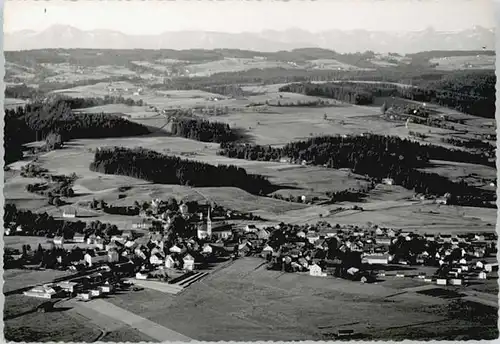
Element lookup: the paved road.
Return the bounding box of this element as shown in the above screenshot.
[73,298,193,342]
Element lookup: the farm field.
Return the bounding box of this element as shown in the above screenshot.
[105,257,497,341]
[5,97,29,109]
[176,58,299,77]
[430,55,495,71]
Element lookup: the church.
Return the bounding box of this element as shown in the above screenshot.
[197,207,233,240]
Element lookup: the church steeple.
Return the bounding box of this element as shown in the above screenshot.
[207,206,212,237]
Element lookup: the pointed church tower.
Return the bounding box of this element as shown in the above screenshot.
[206,206,212,237]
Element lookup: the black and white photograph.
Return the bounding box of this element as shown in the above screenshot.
[2,0,498,342]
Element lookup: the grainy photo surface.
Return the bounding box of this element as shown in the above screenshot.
[2,0,498,342]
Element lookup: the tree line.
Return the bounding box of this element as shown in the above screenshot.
[55,95,145,109]
[171,118,239,143]
[4,203,120,240]
[277,70,495,118]
[279,82,374,105]
[89,147,274,195]
[218,134,495,207]
[4,99,150,164]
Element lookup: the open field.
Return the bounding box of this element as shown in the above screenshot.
[40,63,137,83]
[430,55,495,71]
[179,58,299,77]
[5,97,29,110]
[105,257,497,341]
[3,268,161,343]
[314,201,496,234]
[307,58,375,71]
[3,269,73,293]
[418,160,497,189]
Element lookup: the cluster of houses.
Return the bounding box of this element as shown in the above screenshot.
[24,268,120,301]
[235,221,498,285]
[19,196,498,299]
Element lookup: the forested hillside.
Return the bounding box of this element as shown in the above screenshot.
[90,147,274,195]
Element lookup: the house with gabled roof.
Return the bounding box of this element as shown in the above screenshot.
[150,253,165,266]
[183,254,195,271]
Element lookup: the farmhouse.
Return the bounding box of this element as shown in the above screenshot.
[62,207,77,218]
[107,250,120,263]
[73,233,85,243]
[53,237,65,246]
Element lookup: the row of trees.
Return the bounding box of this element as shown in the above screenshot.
[56,95,145,109]
[218,134,495,207]
[279,82,374,105]
[171,118,239,143]
[89,147,274,195]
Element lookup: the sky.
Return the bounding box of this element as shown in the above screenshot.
[4,0,495,34]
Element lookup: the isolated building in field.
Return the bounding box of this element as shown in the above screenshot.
[53,237,65,246]
[62,207,77,218]
[24,284,64,299]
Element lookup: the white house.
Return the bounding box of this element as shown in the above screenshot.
[53,237,65,246]
[63,207,77,218]
[170,245,182,253]
[183,254,195,271]
[309,264,327,277]
[202,244,213,254]
[296,231,306,238]
[179,203,189,215]
[450,278,463,286]
[73,233,85,243]
[262,245,274,254]
[306,232,320,244]
[77,292,92,301]
[363,254,390,265]
[478,271,487,280]
[107,250,119,263]
[136,272,148,280]
[485,263,498,272]
[150,253,164,266]
[436,278,447,286]
[165,255,176,269]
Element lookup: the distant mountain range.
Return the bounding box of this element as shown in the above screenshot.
[4,25,495,54]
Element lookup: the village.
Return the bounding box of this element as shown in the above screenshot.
[8,195,497,307]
